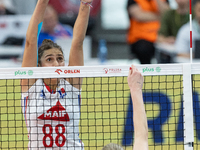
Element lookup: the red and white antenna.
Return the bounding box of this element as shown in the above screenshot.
[190,0,193,63]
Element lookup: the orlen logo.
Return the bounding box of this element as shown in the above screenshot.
[55,69,63,75]
[55,69,80,75]
[104,68,122,74]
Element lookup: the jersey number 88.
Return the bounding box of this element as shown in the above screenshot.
[42,124,66,147]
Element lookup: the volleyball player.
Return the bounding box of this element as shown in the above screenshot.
[102,65,148,150]
[20,0,92,149]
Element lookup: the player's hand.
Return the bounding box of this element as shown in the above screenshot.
[80,0,93,8]
[82,0,93,3]
[127,65,144,92]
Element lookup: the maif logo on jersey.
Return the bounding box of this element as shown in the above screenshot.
[38,101,70,122]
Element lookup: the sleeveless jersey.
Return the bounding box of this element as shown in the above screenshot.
[21,79,83,150]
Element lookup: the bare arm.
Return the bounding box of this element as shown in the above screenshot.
[68,1,92,89]
[22,0,49,67]
[127,65,148,150]
[21,0,49,92]
[128,4,159,22]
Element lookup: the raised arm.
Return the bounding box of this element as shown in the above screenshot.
[68,0,92,66]
[127,65,148,150]
[68,0,92,89]
[21,0,49,93]
[22,0,49,67]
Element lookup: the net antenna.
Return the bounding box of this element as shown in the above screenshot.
[190,0,193,63]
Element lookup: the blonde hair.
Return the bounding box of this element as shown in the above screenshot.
[102,143,124,150]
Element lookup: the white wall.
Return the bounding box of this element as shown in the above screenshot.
[13,0,37,14]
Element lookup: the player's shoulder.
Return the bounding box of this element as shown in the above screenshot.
[31,79,44,93]
[60,79,81,93]
[22,79,42,94]
[33,79,43,88]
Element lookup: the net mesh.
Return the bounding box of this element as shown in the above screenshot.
[193,74,200,150]
[0,65,194,150]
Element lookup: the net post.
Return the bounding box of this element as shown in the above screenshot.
[183,64,194,150]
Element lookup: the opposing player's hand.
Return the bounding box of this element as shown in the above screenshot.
[127,65,144,92]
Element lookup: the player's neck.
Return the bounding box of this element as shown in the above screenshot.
[43,79,59,92]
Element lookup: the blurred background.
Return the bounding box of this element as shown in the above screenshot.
[0,0,196,67]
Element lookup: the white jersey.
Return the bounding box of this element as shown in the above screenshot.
[21,79,84,150]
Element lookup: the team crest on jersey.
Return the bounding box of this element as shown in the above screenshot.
[40,88,67,99]
[58,88,67,98]
[38,101,70,122]
[40,90,46,99]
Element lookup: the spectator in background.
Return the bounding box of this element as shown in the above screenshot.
[0,0,15,15]
[127,0,169,64]
[38,5,73,46]
[48,0,101,35]
[175,0,200,58]
[158,0,189,44]
[20,5,73,60]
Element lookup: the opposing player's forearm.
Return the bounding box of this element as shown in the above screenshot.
[132,89,148,150]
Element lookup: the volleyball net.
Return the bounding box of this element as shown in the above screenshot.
[0,64,199,150]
